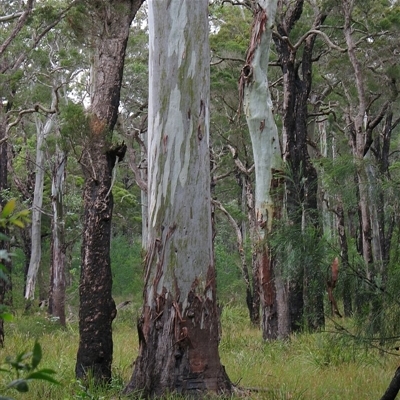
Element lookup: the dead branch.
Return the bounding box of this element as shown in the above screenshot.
[221,0,253,11]
[227,144,253,175]
[367,101,389,132]
[211,55,246,66]
[292,29,346,52]
[126,146,147,193]
[6,103,58,137]
[0,11,24,22]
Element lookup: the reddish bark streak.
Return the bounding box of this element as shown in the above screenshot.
[260,249,275,306]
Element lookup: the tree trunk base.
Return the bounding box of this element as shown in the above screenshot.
[380,366,400,400]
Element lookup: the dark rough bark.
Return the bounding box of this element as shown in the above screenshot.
[75,0,143,383]
[380,366,400,400]
[273,2,326,332]
[76,142,119,381]
[125,267,231,397]
[260,247,278,340]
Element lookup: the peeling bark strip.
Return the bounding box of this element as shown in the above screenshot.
[246,6,267,65]
[239,5,268,108]
[124,0,231,396]
[326,257,342,317]
[75,0,143,384]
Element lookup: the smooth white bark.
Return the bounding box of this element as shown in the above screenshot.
[25,113,55,300]
[242,0,282,337]
[242,0,280,232]
[146,0,212,308]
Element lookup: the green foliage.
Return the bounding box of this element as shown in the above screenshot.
[0,342,59,399]
[110,236,143,299]
[0,199,30,320]
[0,200,30,230]
[59,102,89,144]
[0,304,395,400]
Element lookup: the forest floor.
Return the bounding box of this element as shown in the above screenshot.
[0,302,399,399]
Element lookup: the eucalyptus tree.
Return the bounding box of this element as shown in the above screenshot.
[124,0,232,396]
[73,0,144,383]
[333,0,400,331]
[0,0,37,343]
[0,0,76,342]
[270,0,330,333]
[238,0,283,339]
[24,104,57,302]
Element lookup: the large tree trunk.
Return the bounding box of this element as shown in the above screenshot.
[25,114,55,301]
[75,0,143,383]
[240,0,282,340]
[124,1,231,396]
[48,148,67,326]
[273,1,326,332]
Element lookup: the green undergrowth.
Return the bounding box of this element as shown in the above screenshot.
[0,303,398,399]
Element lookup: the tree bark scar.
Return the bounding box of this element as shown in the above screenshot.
[90,114,107,136]
[197,100,205,141]
[260,249,275,306]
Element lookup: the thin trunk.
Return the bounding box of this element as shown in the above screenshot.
[124,1,231,396]
[48,148,67,326]
[336,201,352,316]
[213,199,253,322]
[25,114,55,300]
[0,114,9,346]
[245,174,261,326]
[75,0,143,383]
[228,145,260,325]
[140,131,148,250]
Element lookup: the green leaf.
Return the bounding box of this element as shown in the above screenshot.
[0,312,13,322]
[0,232,10,241]
[31,341,42,370]
[9,219,24,229]
[7,379,29,392]
[1,199,16,219]
[16,209,30,218]
[26,370,59,385]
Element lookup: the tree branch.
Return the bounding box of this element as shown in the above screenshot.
[3,0,79,74]
[0,0,34,58]
[293,29,347,52]
[0,11,24,23]
[227,144,253,175]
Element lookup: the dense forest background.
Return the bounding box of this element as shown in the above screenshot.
[2,0,400,337]
[2,0,400,398]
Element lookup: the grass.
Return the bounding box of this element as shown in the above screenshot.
[0,303,399,399]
